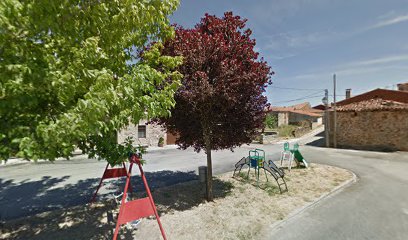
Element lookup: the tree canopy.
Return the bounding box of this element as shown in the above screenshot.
[265,114,278,129]
[0,0,182,165]
[158,12,273,200]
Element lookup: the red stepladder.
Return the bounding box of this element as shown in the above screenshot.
[90,162,132,204]
[113,154,167,240]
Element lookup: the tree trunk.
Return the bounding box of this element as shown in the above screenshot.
[203,128,213,201]
[205,143,213,201]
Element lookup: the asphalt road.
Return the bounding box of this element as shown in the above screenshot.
[262,145,408,240]
[0,144,281,220]
[2,142,408,240]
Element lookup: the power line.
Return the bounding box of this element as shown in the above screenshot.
[273,95,323,104]
[269,86,326,91]
[272,90,323,104]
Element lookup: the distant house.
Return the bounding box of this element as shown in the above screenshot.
[328,84,408,151]
[267,102,323,128]
[312,104,326,111]
[118,120,178,147]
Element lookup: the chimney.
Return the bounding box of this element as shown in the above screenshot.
[397,82,408,92]
[345,88,351,99]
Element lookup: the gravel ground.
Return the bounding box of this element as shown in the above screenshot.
[1,164,353,240]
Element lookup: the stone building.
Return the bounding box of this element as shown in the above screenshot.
[267,102,323,128]
[118,120,177,147]
[328,86,408,151]
[397,82,408,91]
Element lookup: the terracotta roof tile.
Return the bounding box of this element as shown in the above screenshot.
[268,102,311,112]
[309,108,324,113]
[337,98,408,112]
[337,88,408,106]
[292,102,310,110]
[289,109,323,117]
[312,104,326,110]
[266,102,322,117]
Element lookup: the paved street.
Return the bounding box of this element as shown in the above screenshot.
[263,145,408,240]
[1,142,408,240]
[0,144,281,220]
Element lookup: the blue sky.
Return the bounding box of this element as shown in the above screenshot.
[170,0,408,106]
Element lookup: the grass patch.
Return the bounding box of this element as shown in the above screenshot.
[277,124,298,137]
[238,171,250,182]
[263,182,281,196]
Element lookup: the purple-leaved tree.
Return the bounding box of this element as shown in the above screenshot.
[158,12,273,200]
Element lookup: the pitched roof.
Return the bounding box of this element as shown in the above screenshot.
[312,104,326,110]
[309,108,324,114]
[290,109,323,117]
[267,102,323,117]
[336,88,408,106]
[397,82,408,91]
[292,102,311,110]
[337,98,408,112]
[268,102,311,112]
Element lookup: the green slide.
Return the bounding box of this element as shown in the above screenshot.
[290,143,309,168]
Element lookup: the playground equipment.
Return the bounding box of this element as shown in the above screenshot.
[264,160,288,193]
[112,153,167,240]
[91,153,167,240]
[280,142,309,170]
[233,148,288,193]
[232,156,250,176]
[109,192,142,230]
[280,142,294,171]
[290,143,309,168]
[90,162,132,204]
[248,149,266,186]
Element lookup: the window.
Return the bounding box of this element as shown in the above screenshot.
[138,125,146,138]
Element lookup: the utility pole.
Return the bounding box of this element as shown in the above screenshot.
[333,74,337,148]
[323,89,330,147]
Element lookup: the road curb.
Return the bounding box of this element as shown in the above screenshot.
[0,145,180,168]
[267,169,358,232]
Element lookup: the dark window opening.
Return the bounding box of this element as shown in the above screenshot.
[138,125,146,138]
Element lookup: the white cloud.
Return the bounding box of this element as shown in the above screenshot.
[403,44,408,51]
[369,13,408,29]
[335,66,389,76]
[343,54,408,68]
[290,54,408,80]
[264,29,338,52]
[268,53,297,60]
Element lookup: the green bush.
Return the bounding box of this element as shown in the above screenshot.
[277,125,298,138]
[264,114,278,129]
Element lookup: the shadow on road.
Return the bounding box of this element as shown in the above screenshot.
[0,170,198,221]
[305,131,326,147]
[1,171,234,240]
[145,178,233,214]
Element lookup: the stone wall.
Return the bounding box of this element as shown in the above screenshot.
[397,82,408,91]
[261,131,279,144]
[277,112,289,126]
[288,112,318,125]
[118,119,167,147]
[312,117,323,129]
[329,110,408,151]
[273,112,322,127]
[293,126,312,138]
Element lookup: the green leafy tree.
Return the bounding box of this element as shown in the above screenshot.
[0,0,182,165]
[265,114,278,129]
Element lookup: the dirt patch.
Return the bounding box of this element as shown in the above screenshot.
[1,164,353,240]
